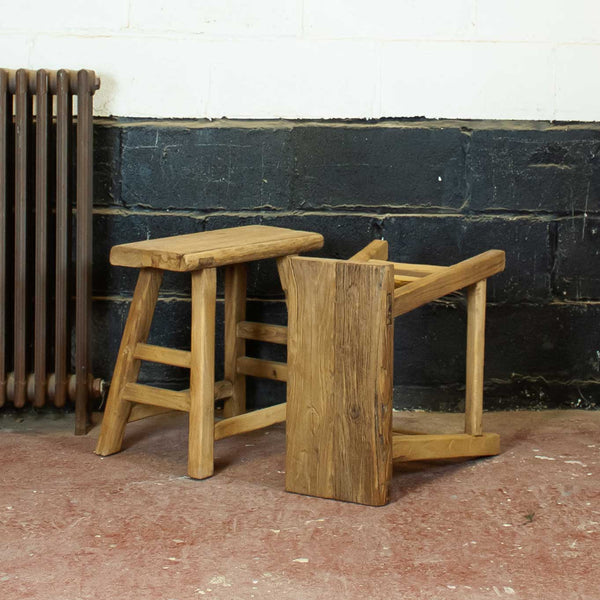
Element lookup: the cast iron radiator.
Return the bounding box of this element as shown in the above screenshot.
[0,68,103,433]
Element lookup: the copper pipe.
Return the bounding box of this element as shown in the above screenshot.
[5,372,104,405]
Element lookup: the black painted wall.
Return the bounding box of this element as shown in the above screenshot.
[92,119,600,411]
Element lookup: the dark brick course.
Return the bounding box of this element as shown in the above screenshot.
[468,128,600,214]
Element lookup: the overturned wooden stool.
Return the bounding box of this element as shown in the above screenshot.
[278,241,505,506]
[95,225,323,479]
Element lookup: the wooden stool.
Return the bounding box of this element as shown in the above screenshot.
[277,241,505,506]
[95,225,323,479]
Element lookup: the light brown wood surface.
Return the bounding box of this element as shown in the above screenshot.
[392,432,500,461]
[348,239,388,262]
[223,264,247,418]
[188,268,216,479]
[369,259,448,278]
[236,357,288,382]
[236,321,288,345]
[122,383,191,412]
[214,403,286,441]
[393,250,505,317]
[280,256,395,506]
[95,268,163,456]
[465,280,487,435]
[133,343,192,368]
[110,225,324,271]
[128,403,172,423]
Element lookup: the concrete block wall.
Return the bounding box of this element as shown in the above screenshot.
[91,119,600,411]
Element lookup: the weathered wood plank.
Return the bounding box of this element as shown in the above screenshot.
[95,268,163,456]
[223,264,247,418]
[122,383,190,412]
[348,239,388,262]
[236,321,288,345]
[465,279,487,436]
[236,357,288,382]
[134,343,192,368]
[110,225,324,271]
[215,403,286,440]
[393,432,500,461]
[393,250,505,317]
[188,268,216,479]
[280,256,395,506]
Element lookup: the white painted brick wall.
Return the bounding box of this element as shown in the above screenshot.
[1,0,599,120]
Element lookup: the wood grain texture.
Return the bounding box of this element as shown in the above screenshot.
[122,383,190,412]
[110,225,324,271]
[128,404,173,423]
[236,357,288,382]
[369,259,448,277]
[133,343,192,368]
[393,250,505,317]
[392,432,500,461]
[348,239,388,262]
[188,267,216,479]
[95,268,163,456]
[223,264,247,418]
[215,403,286,441]
[236,321,288,345]
[465,280,487,436]
[281,256,395,506]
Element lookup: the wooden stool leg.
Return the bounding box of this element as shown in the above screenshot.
[95,268,163,456]
[188,267,216,479]
[465,279,487,435]
[223,264,247,418]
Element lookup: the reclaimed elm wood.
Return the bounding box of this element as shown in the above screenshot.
[214,403,286,441]
[236,321,288,345]
[122,383,191,412]
[465,280,487,436]
[95,268,163,456]
[348,239,388,262]
[279,247,504,506]
[236,356,288,382]
[188,268,216,479]
[133,343,192,368]
[392,432,500,461]
[97,225,324,477]
[125,380,233,420]
[223,264,247,418]
[370,259,448,277]
[280,256,395,506]
[110,225,324,271]
[393,250,505,317]
[128,403,173,423]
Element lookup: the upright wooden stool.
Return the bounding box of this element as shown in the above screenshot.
[278,241,505,506]
[95,225,323,479]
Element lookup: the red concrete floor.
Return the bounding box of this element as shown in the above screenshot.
[0,410,599,600]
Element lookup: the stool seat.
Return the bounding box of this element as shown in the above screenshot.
[110,225,324,271]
